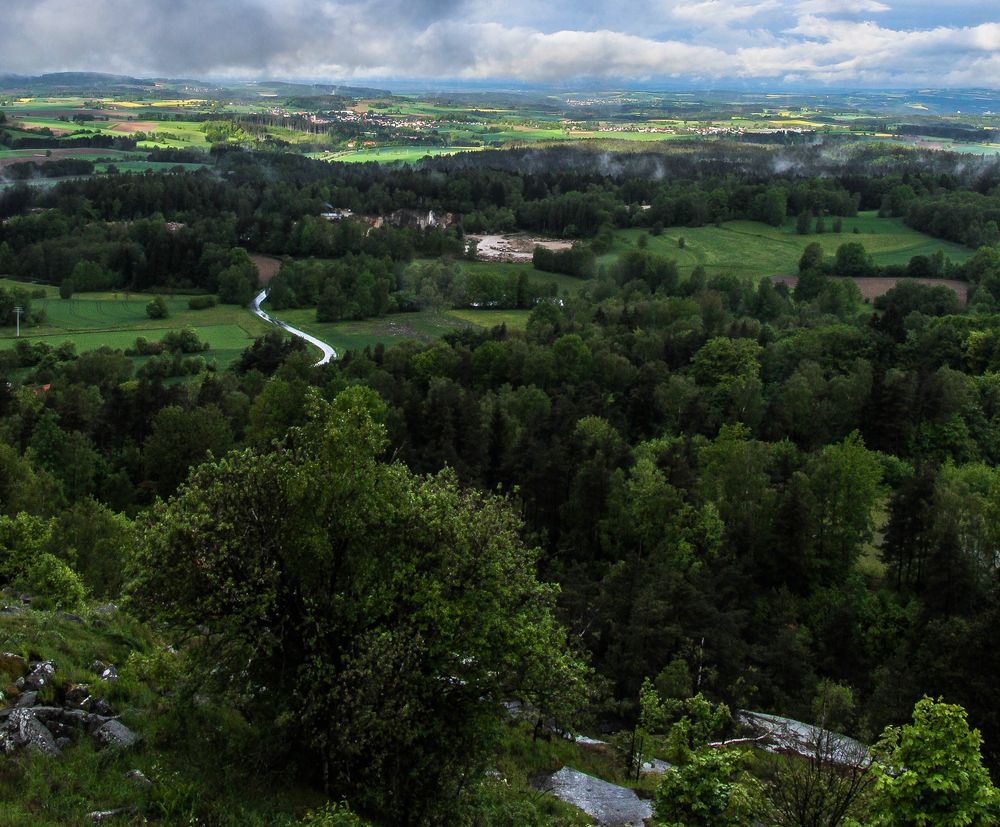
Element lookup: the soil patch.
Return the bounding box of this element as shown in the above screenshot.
[770,275,969,306]
[251,254,282,286]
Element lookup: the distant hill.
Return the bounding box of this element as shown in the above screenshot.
[0,72,390,100]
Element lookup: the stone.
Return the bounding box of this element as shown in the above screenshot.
[91,603,119,617]
[92,719,138,750]
[99,665,119,682]
[88,697,114,717]
[23,660,56,691]
[15,691,38,708]
[66,683,91,708]
[88,807,137,824]
[8,708,61,756]
[55,737,71,750]
[89,660,106,674]
[56,611,85,625]
[125,769,152,789]
[540,766,652,827]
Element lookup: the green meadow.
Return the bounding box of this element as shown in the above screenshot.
[601,212,974,279]
[265,306,532,354]
[317,145,483,163]
[0,287,272,368]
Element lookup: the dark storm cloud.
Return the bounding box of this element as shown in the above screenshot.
[1,0,999,87]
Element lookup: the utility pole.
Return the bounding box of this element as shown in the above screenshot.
[13,306,22,338]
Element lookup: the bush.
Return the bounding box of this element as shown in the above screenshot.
[25,552,86,610]
[188,295,218,310]
[146,295,169,319]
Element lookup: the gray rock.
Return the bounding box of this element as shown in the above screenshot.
[92,719,138,750]
[8,708,61,756]
[15,691,38,708]
[88,697,114,717]
[56,611,85,625]
[99,665,119,682]
[0,729,17,754]
[55,736,71,750]
[540,766,652,827]
[91,603,119,617]
[23,660,56,691]
[88,807,137,823]
[125,769,152,789]
[0,605,25,616]
[66,683,91,708]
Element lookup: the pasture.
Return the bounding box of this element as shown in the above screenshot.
[0,288,272,369]
[601,212,974,280]
[317,145,483,163]
[265,306,531,354]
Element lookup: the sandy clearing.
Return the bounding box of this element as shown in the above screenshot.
[467,233,573,263]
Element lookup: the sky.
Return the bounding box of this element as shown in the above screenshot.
[2,0,999,89]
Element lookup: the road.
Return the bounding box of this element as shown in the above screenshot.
[251,289,337,366]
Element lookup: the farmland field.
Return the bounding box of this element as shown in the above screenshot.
[0,287,273,368]
[315,145,483,163]
[601,212,974,280]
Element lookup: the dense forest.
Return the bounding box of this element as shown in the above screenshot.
[3,144,1000,825]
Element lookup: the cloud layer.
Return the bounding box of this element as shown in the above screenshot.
[1,0,999,87]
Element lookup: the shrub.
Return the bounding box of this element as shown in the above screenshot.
[146,295,169,319]
[25,552,85,610]
[188,295,218,310]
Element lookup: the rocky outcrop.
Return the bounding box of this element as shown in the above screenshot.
[0,658,138,757]
[539,766,653,826]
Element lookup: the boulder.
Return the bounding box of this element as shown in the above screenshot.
[99,665,119,682]
[125,769,152,789]
[23,660,56,691]
[15,691,38,708]
[66,683,91,708]
[92,719,138,750]
[8,708,61,756]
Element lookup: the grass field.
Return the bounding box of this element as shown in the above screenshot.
[454,260,592,297]
[0,288,272,368]
[316,145,483,163]
[266,305,531,353]
[601,212,974,280]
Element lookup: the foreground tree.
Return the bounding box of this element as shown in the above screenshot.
[872,697,999,827]
[128,387,586,824]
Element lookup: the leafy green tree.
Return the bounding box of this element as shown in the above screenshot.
[128,388,586,823]
[654,747,760,827]
[143,404,233,493]
[145,295,169,319]
[834,242,874,277]
[872,697,999,827]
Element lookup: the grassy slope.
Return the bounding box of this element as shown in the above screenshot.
[0,608,328,826]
